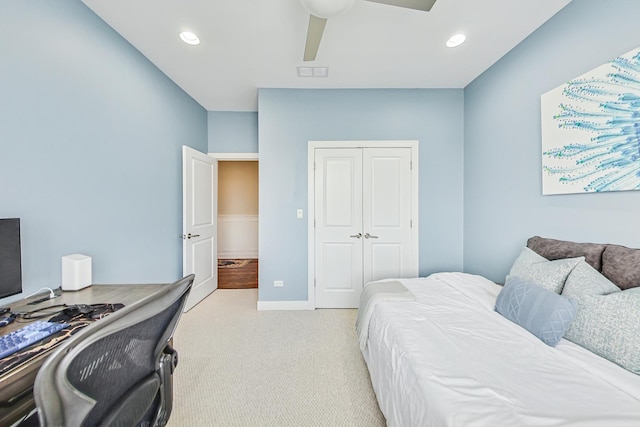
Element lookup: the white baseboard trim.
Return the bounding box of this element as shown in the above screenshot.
[256,300,313,311]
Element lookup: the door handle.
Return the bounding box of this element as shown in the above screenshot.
[182,233,201,240]
[364,233,378,239]
[349,233,362,239]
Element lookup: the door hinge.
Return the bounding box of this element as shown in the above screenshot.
[410,160,412,170]
[314,278,316,288]
[410,219,413,228]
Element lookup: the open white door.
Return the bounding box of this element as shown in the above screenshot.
[182,146,217,311]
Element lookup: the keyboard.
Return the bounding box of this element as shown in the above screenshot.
[0,321,69,359]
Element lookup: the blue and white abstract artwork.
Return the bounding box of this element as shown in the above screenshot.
[541,47,640,195]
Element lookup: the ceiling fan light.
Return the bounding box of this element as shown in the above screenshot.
[179,31,200,46]
[446,34,466,48]
[299,0,357,19]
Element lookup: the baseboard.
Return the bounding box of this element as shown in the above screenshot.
[256,300,313,311]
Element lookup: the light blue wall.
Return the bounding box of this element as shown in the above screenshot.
[259,89,464,302]
[208,111,259,153]
[0,1,207,303]
[464,0,640,283]
[15,0,628,308]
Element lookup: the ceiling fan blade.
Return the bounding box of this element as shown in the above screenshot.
[365,0,437,12]
[303,15,327,62]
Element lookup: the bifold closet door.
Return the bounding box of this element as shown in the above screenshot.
[314,147,413,308]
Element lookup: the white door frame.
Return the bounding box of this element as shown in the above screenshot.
[209,153,259,161]
[307,140,419,309]
[208,152,259,283]
[182,151,258,311]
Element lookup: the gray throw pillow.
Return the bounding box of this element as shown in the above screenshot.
[507,246,584,294]
[527,236,606,272]
[495,276,577,347]
[562,261,640,374]
[601,244,640,290]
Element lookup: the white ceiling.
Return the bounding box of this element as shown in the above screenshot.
[80,0,572,111]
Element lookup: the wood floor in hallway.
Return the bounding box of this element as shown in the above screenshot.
[217,258,258,289]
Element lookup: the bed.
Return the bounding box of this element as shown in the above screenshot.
[358,236,640,427]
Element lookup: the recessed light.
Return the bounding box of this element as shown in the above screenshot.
[446,33,466,48]
[179,31,200,46]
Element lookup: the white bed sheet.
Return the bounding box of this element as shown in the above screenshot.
[362,272,640,427]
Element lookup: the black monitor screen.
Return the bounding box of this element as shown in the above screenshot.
[0,218,22,299]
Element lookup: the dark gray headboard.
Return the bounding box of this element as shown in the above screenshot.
[527,236,640,290]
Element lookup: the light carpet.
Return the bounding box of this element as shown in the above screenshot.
[167,289,386,427]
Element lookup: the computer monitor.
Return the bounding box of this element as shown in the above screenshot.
[0,218,23,299]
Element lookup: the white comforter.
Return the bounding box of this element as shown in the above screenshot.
[362,273,640,427]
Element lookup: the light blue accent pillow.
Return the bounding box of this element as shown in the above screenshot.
[562,261,640,374]
[495,276,577,347]
[507,246,584,294]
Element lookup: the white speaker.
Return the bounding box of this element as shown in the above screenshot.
[61,254,92,291]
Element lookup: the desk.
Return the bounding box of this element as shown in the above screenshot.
[0,284,167,427]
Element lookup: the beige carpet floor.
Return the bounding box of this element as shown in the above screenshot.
[167,289,386,427]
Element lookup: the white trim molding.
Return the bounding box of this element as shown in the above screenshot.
[218,214,258,259]
[209,152,258,160]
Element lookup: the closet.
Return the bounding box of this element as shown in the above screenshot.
[313,144,418,308]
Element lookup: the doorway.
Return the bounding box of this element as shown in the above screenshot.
[216,159,259,289]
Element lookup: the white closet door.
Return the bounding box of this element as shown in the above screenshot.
[314,148,364,308]
[314,146,414,308]
[362,147,413,284]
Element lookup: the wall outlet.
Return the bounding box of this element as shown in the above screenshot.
[274,280,284,288]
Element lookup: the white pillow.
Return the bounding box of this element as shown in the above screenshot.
[507,246,584,294]
[562,261,640,374]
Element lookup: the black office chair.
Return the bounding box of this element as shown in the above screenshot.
[32,274,194,427]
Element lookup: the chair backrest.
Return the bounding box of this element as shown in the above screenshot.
[33,275,194,427]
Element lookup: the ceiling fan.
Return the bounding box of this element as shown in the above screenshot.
[300,0,437,62]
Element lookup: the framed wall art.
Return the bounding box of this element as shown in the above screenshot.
[541,46,640,195]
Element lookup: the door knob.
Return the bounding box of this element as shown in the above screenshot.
[182,233,201,240]
[364,233,378,239]
[349,233,362,239]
